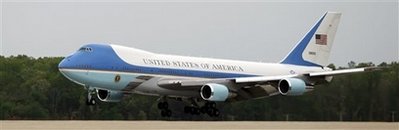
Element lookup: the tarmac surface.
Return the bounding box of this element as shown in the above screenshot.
[1,120,398,130]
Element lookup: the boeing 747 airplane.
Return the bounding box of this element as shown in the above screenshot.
[58,12,375,117]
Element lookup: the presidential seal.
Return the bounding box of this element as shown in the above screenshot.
[114,74,121,82]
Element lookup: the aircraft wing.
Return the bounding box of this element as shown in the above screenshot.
[157,67,379,89]
[153,67,380,101]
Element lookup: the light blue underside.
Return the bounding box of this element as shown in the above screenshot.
[63,70,137,90]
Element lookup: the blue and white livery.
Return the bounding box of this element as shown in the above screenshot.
[58,12,373,117]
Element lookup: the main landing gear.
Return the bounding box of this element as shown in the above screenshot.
[86,86,96,105]
[158,101,172,117]
[184,102,220,117]
[157,97,221,117]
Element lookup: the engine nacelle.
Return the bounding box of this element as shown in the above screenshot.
[96,89,124,102]
[200,83,229,101]
[278,78,307,96]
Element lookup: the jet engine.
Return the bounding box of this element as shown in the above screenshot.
[96,89,124,102]
[278,78,307,96]
[200,83,230,101]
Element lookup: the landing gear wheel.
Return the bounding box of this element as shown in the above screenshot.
[184,106,191,113]
[161,110,166,117]
[192,107,200,115]
[183,101,220,116]
[158,101,172,117]
[89,98,96,105]
[162,110,172,117]
[157,102,168,109]
[185,106,201,115]
[161,109,172,117]
[212,109,220,117]
[206,108,220,117]
[86,97,96,105]
[157,102,163,109]
[200,106,207,114]
[206,102,216,108]
[166,109,172,117]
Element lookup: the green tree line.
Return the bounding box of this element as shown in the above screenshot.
[0,55,398,121]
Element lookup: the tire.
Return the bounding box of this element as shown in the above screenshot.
[189,107,196,115]
[206,108,213,116]
[166,109,172,117]
[184,106,190,113]
[207,108,218,117]
[158,102,168,109]
[213,109,220,117]
[209,102,216,108]
[207,109,213,117]
[163,102,168,109]
[161,110,166,117]
[200,107,207,114]
[157,103,163,109]
[90,98,96,105]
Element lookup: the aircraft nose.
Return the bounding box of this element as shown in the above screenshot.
[58,56,85,86]
[58,57,69,69]
[58,56,78,80]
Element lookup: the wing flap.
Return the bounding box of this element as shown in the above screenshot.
[233,74,298,83]
[155,67,380,90]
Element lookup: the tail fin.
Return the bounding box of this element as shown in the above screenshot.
[281,12,342,67]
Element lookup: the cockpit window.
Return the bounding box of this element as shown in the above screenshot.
[78,47,93,52]
[78,47,86,51]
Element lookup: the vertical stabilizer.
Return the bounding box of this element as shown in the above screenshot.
[281,12,342,67]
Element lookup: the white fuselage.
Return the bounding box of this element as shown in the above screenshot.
[112,44,324,77]
[58,44,325,98]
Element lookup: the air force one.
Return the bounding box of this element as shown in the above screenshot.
[58,12,375,117]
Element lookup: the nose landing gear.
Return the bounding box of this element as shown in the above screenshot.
[85,86,96,105]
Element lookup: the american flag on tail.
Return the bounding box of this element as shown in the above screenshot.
[315,34,327,45]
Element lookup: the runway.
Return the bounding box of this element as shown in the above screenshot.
[1,121,398,130]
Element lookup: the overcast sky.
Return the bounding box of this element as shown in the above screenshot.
[1,0,398,66]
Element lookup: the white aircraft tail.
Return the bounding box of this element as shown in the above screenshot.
[281,12,342,67]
